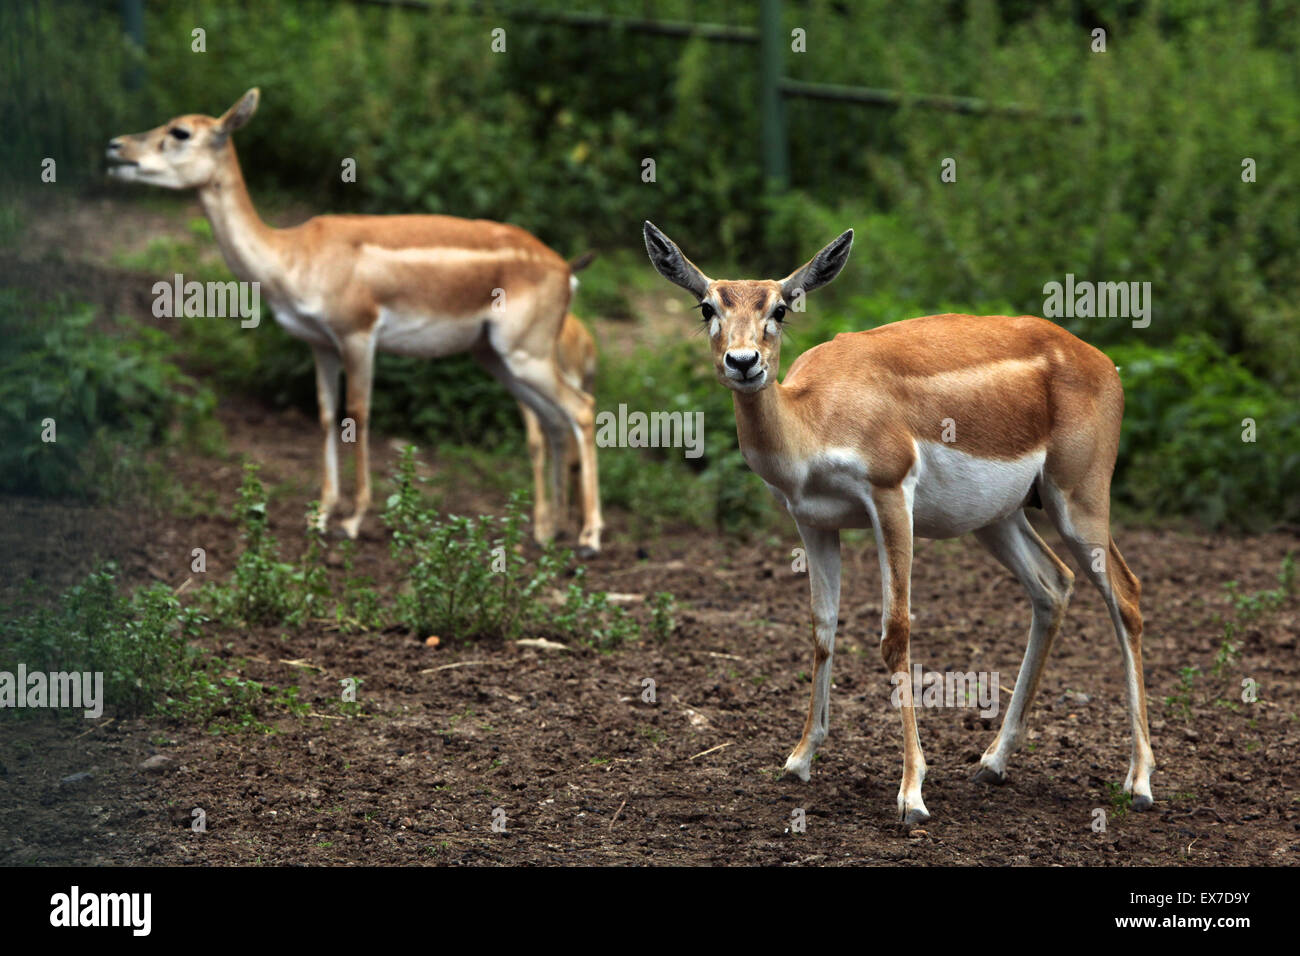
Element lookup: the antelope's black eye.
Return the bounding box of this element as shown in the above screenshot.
[169,128,191,140]
[700,302,716,321]
[773,304,787,322]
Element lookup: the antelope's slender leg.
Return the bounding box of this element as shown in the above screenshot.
[971,510,1075,783]
[488,346,602,555]
[519,404,555,542]
[782,524,841,782]
[475,346,567,545]
[311,344,342,532]
[338,330,377,540]
[871,484,926,826]
[509,347,603,555]
[1043,479,1154,809]
[566,384,602,557]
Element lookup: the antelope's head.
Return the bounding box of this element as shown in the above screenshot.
[643,221,853,394]
[106,88,260,190]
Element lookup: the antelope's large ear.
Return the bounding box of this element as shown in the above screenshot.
[780,229,853,301]
[643,221,711,299]
[212,88,260,146]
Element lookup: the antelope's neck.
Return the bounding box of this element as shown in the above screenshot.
[196,148,283,287]
[732,381,801,475]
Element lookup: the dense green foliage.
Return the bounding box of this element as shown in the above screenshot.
[7,1,1296,358]
[0,291,219,499]
[1106,336,1300,529]
[3,0,1296,528]
[0,565,287,730]
[0,567,188,717]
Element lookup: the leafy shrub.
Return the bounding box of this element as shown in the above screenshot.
[0,564,278,729]
[385,446,637,648]
[0,292,218,499]
[1105,335,1300,529]
[206,463,330,630]
[0,566,185,716]
[14,0,1294,369]
[650,592,677,642]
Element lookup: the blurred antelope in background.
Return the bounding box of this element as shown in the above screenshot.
[644,220,1153,825]
[106,88,603,554]
[521,309,598,537]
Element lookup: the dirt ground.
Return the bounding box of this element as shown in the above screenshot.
[2,200,1298,866]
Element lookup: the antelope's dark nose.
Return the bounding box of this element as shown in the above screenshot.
[724,350,759,374]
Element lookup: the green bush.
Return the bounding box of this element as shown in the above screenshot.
[385,446,637,648]
[206,463,335,630]
[0,566,185,716]
[197,464,375,636]
[0,564,278,729]
[845,4,1300,389]
[1105,334,1300,529]
[194,451,650,648]
[0,291,219,499]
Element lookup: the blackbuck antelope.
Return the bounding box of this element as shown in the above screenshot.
[643,221,1153,825]
[106,89,603,554]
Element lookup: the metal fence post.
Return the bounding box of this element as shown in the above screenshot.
[122,0,144,92]
[758,0,788,189]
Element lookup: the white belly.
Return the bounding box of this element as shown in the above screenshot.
[376,308,484,358]
[908,441,1044,538]
[746,442,1044,539]
[270,306,337,349]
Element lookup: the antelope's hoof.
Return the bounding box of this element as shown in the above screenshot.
[1130,793,1154,812]
[972,765,1007,786]
[900,806,931,827]
[781,756,812,783]
[575,544,600,560]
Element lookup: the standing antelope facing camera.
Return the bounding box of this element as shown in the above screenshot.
[106,89,603,554]
[643,221,1154,825]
